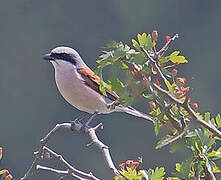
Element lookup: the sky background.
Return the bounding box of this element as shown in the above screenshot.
[0,0,221,179]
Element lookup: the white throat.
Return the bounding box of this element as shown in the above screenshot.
[50,60,76,73]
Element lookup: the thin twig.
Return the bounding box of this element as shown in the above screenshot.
[157,34,179,57]
[43,146,100,180]
[21,123,72,180]
[157,129,187,149]
[36,165,69,177]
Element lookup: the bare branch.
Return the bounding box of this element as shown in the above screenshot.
[36,165,69,177]
[157,34,179,57]
[21,120,120,179]
[21,123,72,180]
[203,164,216,180]
[43,146,100,180]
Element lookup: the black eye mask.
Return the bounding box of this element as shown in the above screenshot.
[50,52,76,65]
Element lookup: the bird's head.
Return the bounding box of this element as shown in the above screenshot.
[43,46,86,69]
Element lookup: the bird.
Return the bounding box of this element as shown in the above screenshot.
[43,46,153,123]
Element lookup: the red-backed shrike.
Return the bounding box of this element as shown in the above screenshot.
[43,47,153,122]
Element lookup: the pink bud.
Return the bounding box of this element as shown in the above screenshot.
[172,69,178,77]
[149,101,156,110]
[176,77,186,86]
[152,30,158,43]
[166,35,171,42]
[192,103,199,111]
[5,174,13,180]
[126,160,133,167]
[119,163,125,170]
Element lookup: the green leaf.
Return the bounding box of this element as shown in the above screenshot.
[210,161,221,173]
[130,53,146,65]
[151,167,165,180]
[164,80,175,94]
[154,121,160,136]
[158,56,170,64]
[216,114,221,128]
[169,51,188,64]
[132,39,141,51]
[172,159,192,179]
[99,80,107,96]
[159,51,188,64]
[137,33,153,51]
[107,77,124,93]
[0,169,7,175]
[144,34,153,50]
[204,112,211,122]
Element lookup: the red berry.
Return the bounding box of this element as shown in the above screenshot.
[175,62,180,65]
[166,35,171,42]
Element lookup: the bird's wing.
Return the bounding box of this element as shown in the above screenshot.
[77,67,119,101]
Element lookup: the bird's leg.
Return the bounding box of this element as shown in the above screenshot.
[106,101,120,111]
[85,111,98,127]
[70,113,90,131]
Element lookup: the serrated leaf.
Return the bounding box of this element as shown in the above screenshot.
[144,34,153,50]
[169,51,188,64]
[151,167,165,180]
[132,39,140,51]
[204,112,210,122]
[172,159,192,179]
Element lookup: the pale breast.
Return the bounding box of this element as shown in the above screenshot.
[54,68,109,114]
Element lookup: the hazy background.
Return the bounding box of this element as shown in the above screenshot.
[0,0,221,179]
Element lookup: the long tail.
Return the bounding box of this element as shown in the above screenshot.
[115,105,154,123]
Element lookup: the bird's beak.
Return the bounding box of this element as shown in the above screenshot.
[42,53,55,61]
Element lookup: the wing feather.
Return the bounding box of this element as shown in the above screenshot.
[77,67,119,101]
